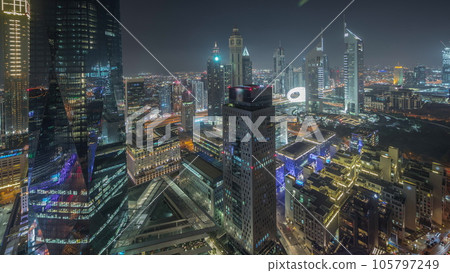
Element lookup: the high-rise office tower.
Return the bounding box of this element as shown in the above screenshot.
[304,37,326,113]
[229,27,244,86]
[171,81,183,114]
[273,43,286,95]
[344,21,364,115]
[125,78,145,116]
[159,85,171,114]
[181,100,195,134]
[442,47,450,86]
[28,0,127,255]
[242,47,253,85]
[207,42,225,116]
[192,80,206,111]
[393,66,404,86]
[0,0,30,138]
[413,65,426,86]
[222,85,277,254]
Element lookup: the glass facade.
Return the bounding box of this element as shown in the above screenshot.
[344,24,364,115]
[28,0,127,255]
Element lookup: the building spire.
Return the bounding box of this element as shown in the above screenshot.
[212,42,220,54]
[243,46,249,56]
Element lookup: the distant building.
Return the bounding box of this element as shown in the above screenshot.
[223,85,277,254]
[207,42,225,116]
[229,27,244,86]
[159,85,172,114]
[181,100,195,134]
[414,66,426,86]
[393,66,404,86]
[344,22,364,115]
[304,37,326,113]
[171,81,183,114]
[442,47,450,86]
[192,80,206,111]
[242,47,253,85]
[273,44,286,95]
[125,78,145,116]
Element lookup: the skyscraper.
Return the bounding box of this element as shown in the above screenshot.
[181,100,195,134]
[28,0,128,255]
[171,81,183,114]
[413,65,426,86]
[0,0,30,137]
[192,80,206,111]
[242,47,253,85]
[393,66,404,86]
[125,78,145,116]
[442,47,450,86]
[229,27,243,86]
[222,85,277,254]
[273,43,286,95]
[304,37,326,113]
[344,22,364,115]
[207,42,225,116]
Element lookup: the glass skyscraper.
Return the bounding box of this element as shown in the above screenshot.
[28,0,127,255]
[304,37,326,113]
[207,42,225,117]
[344,22,364,115]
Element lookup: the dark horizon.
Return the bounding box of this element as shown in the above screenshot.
[120,0,450,76]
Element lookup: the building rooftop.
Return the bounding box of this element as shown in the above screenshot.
[278,141,317,160]
[183,154,222,182]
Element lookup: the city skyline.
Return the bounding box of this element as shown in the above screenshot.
[120,0,450,75]
[0,0,449,260]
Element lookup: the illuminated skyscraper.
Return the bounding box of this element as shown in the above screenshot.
[181,100,195,133]
[344,22,364,115]
[207,42,225,116]
[304,37,325,113]
[273,43,286,95]
[242,46,253,85]
[393,66,404,86]
[171,81,183,114]
[442,47,450,86]
[192,80,206,111]
[222,86,277,254]
[28,0,127,255]
[229,27,243,86]
[125,78,145,116]
[0,0,30,137]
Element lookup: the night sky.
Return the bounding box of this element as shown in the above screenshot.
[119,0,450,76]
